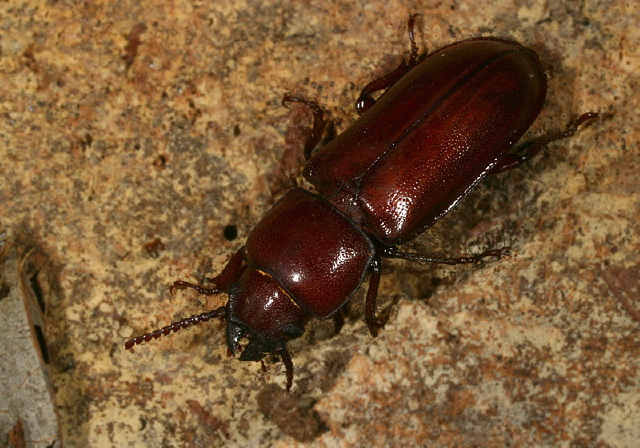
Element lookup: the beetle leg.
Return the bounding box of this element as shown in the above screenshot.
[274,343,294,392]
[355,14,422,115]
[170,247,246,295]
[282,95,326,160]
[382,247,510,265]
[490,112,598,174]
[406,14,420,67]
[355,61,411,115]
[125,249,247,350]
[331,305,348,335]
[365,256,383,337]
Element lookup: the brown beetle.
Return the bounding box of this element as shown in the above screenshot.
[126,16,596,391]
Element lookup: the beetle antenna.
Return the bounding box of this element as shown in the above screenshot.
[124,307,227,350]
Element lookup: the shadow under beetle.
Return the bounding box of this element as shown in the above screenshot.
[126,16,597,391]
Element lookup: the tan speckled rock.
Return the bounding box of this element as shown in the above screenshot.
[0,0,637,446]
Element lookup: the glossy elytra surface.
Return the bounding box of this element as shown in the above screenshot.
[304,38,547,245]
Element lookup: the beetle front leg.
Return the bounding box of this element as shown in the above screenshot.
[171,247,247,295]
[125,249,246,351]
[490,112,598,174]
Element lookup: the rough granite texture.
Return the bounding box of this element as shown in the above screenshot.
[1,0,638,447]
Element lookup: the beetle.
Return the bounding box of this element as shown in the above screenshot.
[125,16,596,391]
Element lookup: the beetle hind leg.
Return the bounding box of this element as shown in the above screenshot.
[363,247,508,338]
[382,246,510,265]
[490,112,598,174]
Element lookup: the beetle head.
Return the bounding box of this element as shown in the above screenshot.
[225,266,310,361]
[124,265,309,391]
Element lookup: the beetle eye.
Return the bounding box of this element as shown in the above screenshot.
[282,324,304,339]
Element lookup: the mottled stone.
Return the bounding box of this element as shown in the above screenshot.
[0,0,636,447]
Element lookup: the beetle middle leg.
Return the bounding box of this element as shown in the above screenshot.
[364,248,509,336]
[282,95,326,160]
[489,112,598,174]
[381,247,510,265]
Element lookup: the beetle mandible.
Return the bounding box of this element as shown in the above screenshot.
[125,16,597,391]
